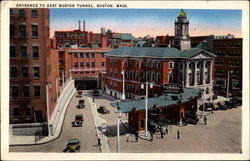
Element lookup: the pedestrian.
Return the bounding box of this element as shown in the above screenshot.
[135,132,138,142]
[97,138,101,146]
[150,132,153,141]
[166,127,168,134]
[126,133,129,142]
[160,130,164,138]
[211,110,214,114]
[93,97,95,103]
[177,130,180,139]
[204,116,207,125]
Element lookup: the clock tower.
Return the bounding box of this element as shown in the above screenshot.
[173,9,191,51]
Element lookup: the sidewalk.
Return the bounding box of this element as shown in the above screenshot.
[85,92,110,153]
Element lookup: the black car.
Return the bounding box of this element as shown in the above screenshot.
[71,114,84,127]
[97,105,110,114]
[217,102,228,110]
[93,90,99,96]
[185,114,199,124]
[230,97,242,106]
[225,100,237,109]
[199,103,213,111]
[78,99,85,109]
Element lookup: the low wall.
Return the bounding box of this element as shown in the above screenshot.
[11,123,45,136]
[49,79,76,136]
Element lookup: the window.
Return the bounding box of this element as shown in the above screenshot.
[114,60,117,65]
[74,62,78,68]
[80,62,84,67]
[91,62,95,67]
[74,53,78,58]
[12,86,18,97]
[10,24,14,37]
[169,62,174,69]
[91,53,95,58]
[157,62,161,69]
[10,46,16,57]
[34,85,40,97]
[33,66,39,79]
[19,9,25,16]
[11,66,17,78]
[32,46,39,58]
[20,46,27,57]
[31,9,38,17]
[101,53,104,58]
[232,79,240,89]
[22,66,28,78]
[32,25,38,37]
[86,62,90,67]
[19,25,26,37]
[23,86,29,97]
[13,108,20,116]
[80,53,84,58]
[86,53,89,58]
[124,60,128,66]
[10,9,14,16]
[136,71,138,80]
[25,107,31,116]
[101,62,105,67]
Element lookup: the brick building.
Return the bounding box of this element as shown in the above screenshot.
[9,8,59,124]
[213,38,242,96]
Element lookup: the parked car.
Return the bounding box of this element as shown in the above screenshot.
[97,105,110,114]
[230,97,242,106]
[76,91,82,97]
[212,103,219,111]
[78,99,85,109]
[217,102,228,110]
[63,138,81,152]
[199,103,213,111]
[225,100,237,109]
[185,113,199,125]
[71,114,84,127]
[92,90,99,96]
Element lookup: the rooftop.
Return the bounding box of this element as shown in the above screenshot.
[111,88,201,113]
[106,47,181,58]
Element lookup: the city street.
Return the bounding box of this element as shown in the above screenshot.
[9,92,100,153]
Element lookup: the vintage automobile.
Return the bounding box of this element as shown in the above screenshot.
[76,91,82,98]
[224,100,237,109]
[97,105,110,114]
[212,103,219,111]
[63,138,81,152]
[199,103,213,111]
[92,90,99,96]
[185,113,199,125]
[230,97,242,106]
[71,114,84,127]
[78,99,85,109]
[217,102,228,110]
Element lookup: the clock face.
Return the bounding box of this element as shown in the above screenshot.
[183,26,186,29]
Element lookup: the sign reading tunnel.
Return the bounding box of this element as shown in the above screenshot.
[162,83,183,94]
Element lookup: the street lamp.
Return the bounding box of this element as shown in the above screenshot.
[141,82,153,137]
[121,70,125,100]
[115,102,122,153]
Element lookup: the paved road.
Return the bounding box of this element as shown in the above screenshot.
[108,106,242,153]
[10,92,100,153]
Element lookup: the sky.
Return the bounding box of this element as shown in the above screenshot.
[50,9,242,38]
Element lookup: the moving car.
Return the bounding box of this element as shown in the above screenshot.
[212,103,219,111]
[76,91,82,97]
[63,138,81,152]
[71,114,84,127]
[92,90,99,96]
[97,105,110,114]
[78,99,85,109]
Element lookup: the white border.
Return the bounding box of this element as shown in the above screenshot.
[1,1,249,160]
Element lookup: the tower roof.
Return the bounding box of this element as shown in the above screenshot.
[178,9,186,17]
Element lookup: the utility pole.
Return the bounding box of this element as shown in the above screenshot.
[226,70,230,101]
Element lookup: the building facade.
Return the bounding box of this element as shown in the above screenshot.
[213,38,242,96]
[10,8,59,124]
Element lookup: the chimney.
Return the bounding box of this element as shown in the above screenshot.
[78,21,81,31]
[83,21,85,31]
